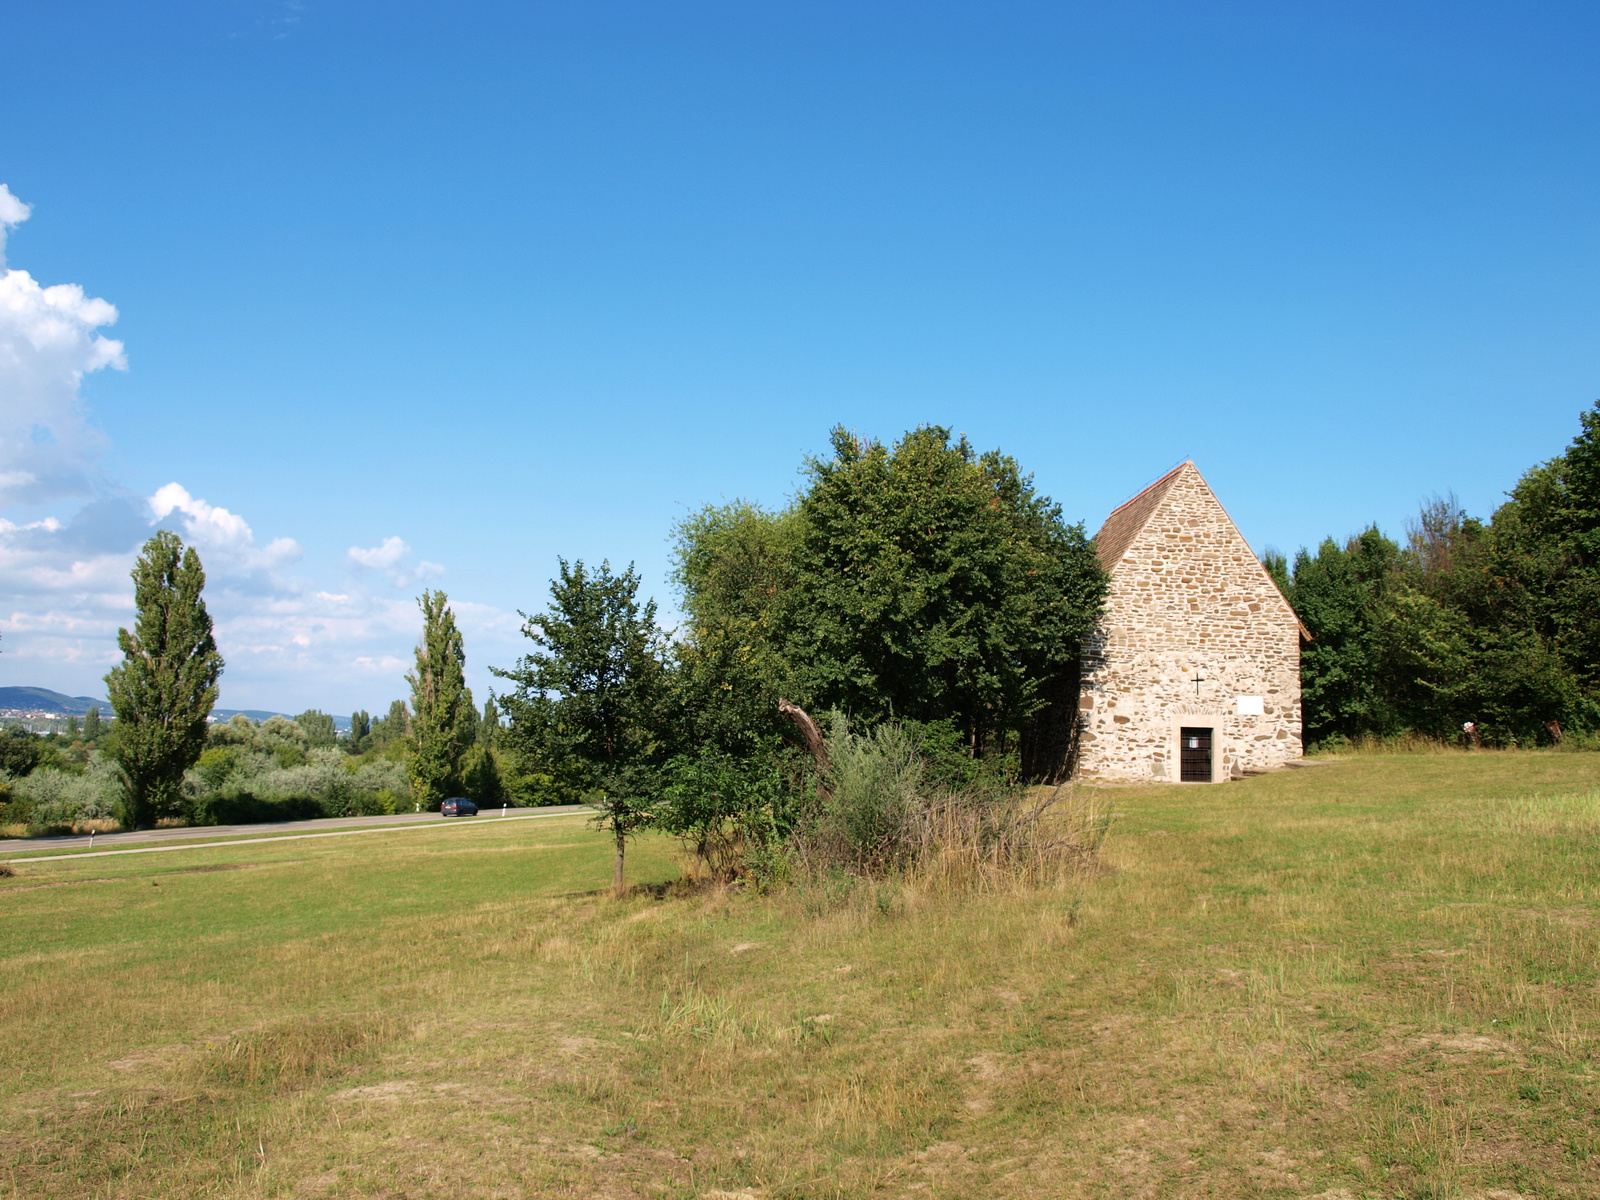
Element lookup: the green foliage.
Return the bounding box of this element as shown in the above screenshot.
[669,501,799,760]
[406,591,471,808]
[187,713,409,823]
[495,559,669,887]
[369,700,409,750]
[461,743,509,808]
[785,426,1106,753]
[346,709,372,754]
[669,426,1108,778]
[0,725,41,777]
[1287,401,1600,746]
[293,710,339,748]
[14,754,123,830]
[0,777,23,828]
[104,532,224,828]
[1290,528,1408,742]
[657,747,796,881]
[81,706,103,743]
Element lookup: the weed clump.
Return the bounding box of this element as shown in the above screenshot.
[193,1014,401,1090]
[796,719,1107,891]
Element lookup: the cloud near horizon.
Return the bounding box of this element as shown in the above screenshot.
[0,186,519,712]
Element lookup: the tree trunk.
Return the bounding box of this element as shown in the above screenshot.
[778,698,831,797]
[613,830,626,895]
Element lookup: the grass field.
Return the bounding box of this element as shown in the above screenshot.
[3,753,1599,1199]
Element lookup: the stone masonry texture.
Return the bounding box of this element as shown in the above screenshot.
[1077,462,1303,782]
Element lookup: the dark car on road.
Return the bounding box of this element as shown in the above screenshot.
[440,797,478,817]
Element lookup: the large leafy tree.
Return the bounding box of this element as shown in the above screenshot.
[782,426,1106,759]
[495,559,667,892]
[669,501,799,760]
[670,426,1108,778]
[105,531,224,828]
[406,590,471,806]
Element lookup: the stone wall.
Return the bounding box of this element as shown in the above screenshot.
[1076,464,1302,782]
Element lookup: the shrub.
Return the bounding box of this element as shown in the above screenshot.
[658,747,799,882]
[792,716,1105,891]
[15,754,123,832]
[186,723,410,824]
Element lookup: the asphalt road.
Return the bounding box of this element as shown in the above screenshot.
[0,805,591,856]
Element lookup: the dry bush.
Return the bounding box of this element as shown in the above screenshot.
[792,720,1108,892]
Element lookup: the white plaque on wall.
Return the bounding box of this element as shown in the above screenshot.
[1235,695,1264,715]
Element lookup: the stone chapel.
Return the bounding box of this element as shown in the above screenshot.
[1075,461,1304,783]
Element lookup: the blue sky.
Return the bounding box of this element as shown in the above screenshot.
[3,0,1599,713]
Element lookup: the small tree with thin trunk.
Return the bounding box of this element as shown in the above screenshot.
[105,531,223,829]
[407,590,471,808]
[495,559,667,893]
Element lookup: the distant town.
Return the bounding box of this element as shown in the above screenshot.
[0,686,347,735]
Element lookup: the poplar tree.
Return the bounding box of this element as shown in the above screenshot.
[105,532,223,829]
[406,590,470,806]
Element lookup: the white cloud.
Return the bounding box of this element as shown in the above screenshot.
[0,186,524,712]
[0,184,31,264]
[149,482,301,572]
[0,187,127,509]
[346,535,444,588]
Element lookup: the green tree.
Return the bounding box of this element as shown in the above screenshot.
[782,426,1106,764]
[1287,528,1403,744]
[0,726,41,777]
[82,706,103,743]
[105,532,224,828]
[669,501,798,760]
[370,699,409,750]
[346,709,372,754]
[1283,404,1600,745]
[293,709,338,747]
[496,559,668,892]
[462,742,508,808]
[406,591,470,807]
[668,427,1107,779]
[657,746,792,882]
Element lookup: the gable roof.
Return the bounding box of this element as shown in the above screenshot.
[1091,460,1312,641]
[1091,461,1189,571]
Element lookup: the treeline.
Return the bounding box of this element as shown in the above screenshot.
[1270,401,1600,749]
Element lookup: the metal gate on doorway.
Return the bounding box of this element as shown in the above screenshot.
[1180,727,1213,783]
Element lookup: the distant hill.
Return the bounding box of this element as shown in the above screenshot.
[1,688,348,731]
[0,687,107,715]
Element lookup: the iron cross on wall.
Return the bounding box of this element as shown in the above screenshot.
[1189,669,1206,698]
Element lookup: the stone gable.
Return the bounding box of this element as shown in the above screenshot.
[1077,462,1302,782]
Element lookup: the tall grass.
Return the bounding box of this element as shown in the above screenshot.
[794,720,1107,890]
